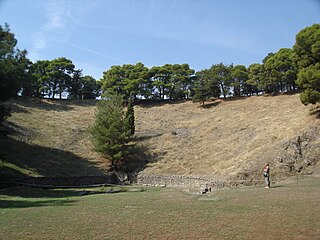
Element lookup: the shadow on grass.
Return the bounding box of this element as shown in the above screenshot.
[8,98,98,113]
[135,133,164,141]
[115,144,156,179]
[0,137,107,185]
[136,99,188,108]
[0,198,76,209]
[3,121,33,137]
[270,185,285,188]
[0,187,84,198]
[0,185,143,208]
[198,101,221,109]
[9,98,73,112]
[310,107,320,119]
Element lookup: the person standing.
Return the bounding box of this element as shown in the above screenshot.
[263,163,270,188]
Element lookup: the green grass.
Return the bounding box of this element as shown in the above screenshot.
[1,176,320,240]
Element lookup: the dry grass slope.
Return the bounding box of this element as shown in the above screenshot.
[0,99,109,179]
[134,94,319,179]
[1,94,319,180]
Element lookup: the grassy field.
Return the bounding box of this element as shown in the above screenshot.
[1,176,319,239]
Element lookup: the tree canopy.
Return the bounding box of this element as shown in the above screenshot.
[1,23,319,105]
[1,22,320,169]
[89,93,134,167]
[101,63,195,101]
[0,23,32,131]
[0,23,31,101]
[294,24,320,69]
[294,24,320,104]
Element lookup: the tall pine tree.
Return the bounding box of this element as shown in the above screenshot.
[90,93,134,168]
[126,99,135,136]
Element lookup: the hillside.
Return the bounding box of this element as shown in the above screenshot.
[1,94,319,182]
[0,99,107,181]
[134,95,320,181]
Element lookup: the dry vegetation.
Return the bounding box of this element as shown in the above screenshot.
[1,94,319,180]
[1,99,109,179]
[134,94,319,179]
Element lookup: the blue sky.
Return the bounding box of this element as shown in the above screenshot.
[0,0,319,79]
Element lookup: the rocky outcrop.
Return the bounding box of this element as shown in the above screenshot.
[274,126,320,175]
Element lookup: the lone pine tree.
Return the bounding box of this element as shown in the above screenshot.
[90,93,134,167]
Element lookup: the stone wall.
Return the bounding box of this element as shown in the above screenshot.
[137,173,226,190]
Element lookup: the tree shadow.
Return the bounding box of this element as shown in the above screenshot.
[270,185,285,188]
[224,96,252,102]
[3,121,33,137]
[114,144,158,181]
[134,133,164,141]
[0,186,86,198]
[6,104,31,114]
[0,136,108,185]
[136,99,188,108]
[0,198,77,209]
[9,98,74,112]
[62,99,98,107]
[263,91,299,97]
[309,106,320,119]
[198,101,221,109]
[8,98,99,114]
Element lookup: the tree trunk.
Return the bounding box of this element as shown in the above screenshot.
[52,84,56,99]
[221,85,226,99]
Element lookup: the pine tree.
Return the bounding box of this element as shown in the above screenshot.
[90,93,129,167]
[126,99,135,136]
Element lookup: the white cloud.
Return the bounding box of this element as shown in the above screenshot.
[29,0,76,61]
[44,1,66,30]
[33,35,46,49]
[29,32,46,61]
[77,0,260,54]
[51,39,128,64]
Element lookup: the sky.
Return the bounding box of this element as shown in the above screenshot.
[0,0,319,80]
